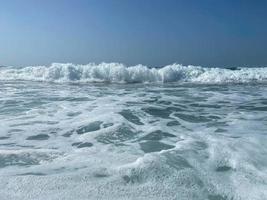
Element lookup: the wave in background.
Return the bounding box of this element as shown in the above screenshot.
[0,63,266,84]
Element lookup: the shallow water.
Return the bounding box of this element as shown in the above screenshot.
[0,81,267,200]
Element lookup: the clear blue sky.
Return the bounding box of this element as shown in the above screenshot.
[1,0,267,67]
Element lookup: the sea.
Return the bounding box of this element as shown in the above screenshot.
[0,63,267,200]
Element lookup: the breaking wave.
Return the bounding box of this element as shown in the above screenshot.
[0,63,266,84]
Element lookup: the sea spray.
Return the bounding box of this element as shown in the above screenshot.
[0,63,266,83]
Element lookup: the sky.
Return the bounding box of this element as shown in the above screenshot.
[0,0,267,68]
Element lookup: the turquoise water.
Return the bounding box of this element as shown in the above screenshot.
[0,81,267,200]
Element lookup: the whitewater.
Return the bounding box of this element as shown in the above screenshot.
[0,63,267,200]
[0,62,267,83]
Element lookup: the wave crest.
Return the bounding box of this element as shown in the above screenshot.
[0,63,266,84]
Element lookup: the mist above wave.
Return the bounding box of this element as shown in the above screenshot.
[0,62,266,84]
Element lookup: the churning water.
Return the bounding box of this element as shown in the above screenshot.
[0,63,267,200]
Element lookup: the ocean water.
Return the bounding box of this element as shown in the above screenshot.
[0,63,267,200]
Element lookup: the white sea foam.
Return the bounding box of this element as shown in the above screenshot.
[0,63,266,83]
[1,77,267,199]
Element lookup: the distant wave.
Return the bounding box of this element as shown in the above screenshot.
[0,63,266,84]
